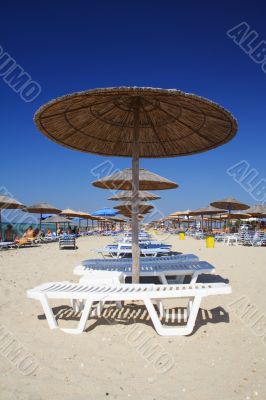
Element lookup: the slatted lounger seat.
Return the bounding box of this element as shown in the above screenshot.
[59,236,76,249]
[27,281,231,336]
[74,259,214,284]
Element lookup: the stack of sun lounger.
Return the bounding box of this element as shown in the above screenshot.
[27,229,231,336]
[59,235,76,250]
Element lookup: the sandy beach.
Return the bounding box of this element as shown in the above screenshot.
[0,234,265,400]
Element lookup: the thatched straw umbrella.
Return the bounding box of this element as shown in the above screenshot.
[108,190,160,201]
[60,208,83,218]
[0,195,26,240]
[34,87,237,283]
[27,202,61,229]
[93,168,178,190]
[210,197,249,232]
[42,215,74,232]
[77,211,94,231]
[190,205,226,231]
[114,201,153,215]
[243,204,266,229]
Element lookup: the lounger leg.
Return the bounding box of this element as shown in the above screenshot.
[61,300,93,334]
[155,300,165,318]
[143,295,202,336]
[158,273,168,284]
[39,295,58,330]
[190,272,200,284]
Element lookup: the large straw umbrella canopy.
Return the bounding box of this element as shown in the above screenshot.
[0,196,26,240]
[27,202,61,229]
[190,205,226,231]
[210,197,249,232]
[93,168,178,190]
[34,86,237,283]
[108,190,160,201]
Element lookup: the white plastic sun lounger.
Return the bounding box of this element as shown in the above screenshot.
[73,257,213,284]
[27,281,231,336]
[97,246,171,258]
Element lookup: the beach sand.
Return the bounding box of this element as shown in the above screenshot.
[0,234,265,400]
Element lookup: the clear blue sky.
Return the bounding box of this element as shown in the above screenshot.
[1,0,266,219]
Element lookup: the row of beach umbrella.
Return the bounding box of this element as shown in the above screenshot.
[32,86,237,283]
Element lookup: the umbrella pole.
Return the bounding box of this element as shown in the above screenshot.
[132,99,140,284]
[40,212,42,230]
[227,207,231,233]
[0,210,2,241]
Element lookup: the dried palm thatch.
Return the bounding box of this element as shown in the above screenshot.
[93,168,177,190]
[27,202,61,214]
[210,197,249,211]
[34,87,237,158]
[108,190,160,201]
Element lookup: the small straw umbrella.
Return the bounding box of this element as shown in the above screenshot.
[93,168,178,190]
[210,197,249,232]
[42,215,74,232]
[114,201,154,214]
[240,204,266,230]
[77,211,94,231]
[27,202,61,229]
[0,195,26,240]
[108,190,160,201]
[34,87,237,283]
[190,205,226,231]
[60,208,83,218]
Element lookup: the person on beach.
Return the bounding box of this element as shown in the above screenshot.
[46,228,52,236]
[4,224,16,242]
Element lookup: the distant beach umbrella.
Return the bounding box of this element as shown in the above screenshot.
[210,197,249,232]
[92,208,118,217]
[244,204,266,229]
[0,195,26,240]
[42,215,73,224]
[34,87,237,283]
[220,212,251,220]
[114,201,153,214]
[60,208,84,218]
[190,205,226,231]
[27,202,61,229]
[245,204,266,218]
[108,190,160,201]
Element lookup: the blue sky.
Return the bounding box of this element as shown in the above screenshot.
[1,0,266,219]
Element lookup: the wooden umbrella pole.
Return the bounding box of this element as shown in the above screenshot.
[0,210,2,241]
[132,98,140,284]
